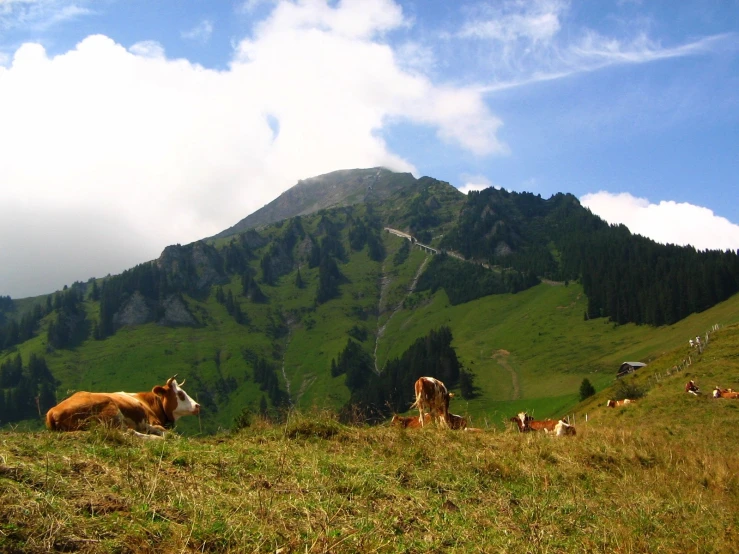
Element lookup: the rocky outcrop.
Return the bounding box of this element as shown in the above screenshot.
[157,241,228,292]
[159,295,197,327]
[114,291,154,327]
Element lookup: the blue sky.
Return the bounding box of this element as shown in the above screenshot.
[1,0,738,298]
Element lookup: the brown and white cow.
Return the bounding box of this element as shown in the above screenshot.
[410,376,453,428]
[713,387,739,399]
[606,399,635,408]
[510,412,557,433]
[685,380,700,395]
[510,412,574,436]
[553,419,576,436]
[390,413,431,429]
[447,413,468,430]
[45,377,200,439]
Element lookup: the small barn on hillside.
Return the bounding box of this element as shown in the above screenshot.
[617,361,647,378]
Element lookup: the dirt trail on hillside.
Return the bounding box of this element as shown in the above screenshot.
[373,255,430,373]
[493,349,520,400]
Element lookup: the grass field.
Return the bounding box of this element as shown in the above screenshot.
[2,325,738,552]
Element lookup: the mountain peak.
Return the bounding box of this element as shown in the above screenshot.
[213,167,416,239]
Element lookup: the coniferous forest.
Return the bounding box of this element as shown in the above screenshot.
[440,188,739,326]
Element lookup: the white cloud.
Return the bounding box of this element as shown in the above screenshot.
[458,174,497,194]
[458,0,565,44]
[0,0,504,298]
[581,191,739,252]
[453,0,736,94]
[181,19,214,44]
[0,0,92,32]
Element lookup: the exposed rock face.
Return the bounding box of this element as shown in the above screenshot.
[157,241,228,292]
[159,295,197,326]
[114,292,154,327]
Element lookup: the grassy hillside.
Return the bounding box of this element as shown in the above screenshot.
[2,174,738,434]
[2,221,739,433]
[1,325,738,552]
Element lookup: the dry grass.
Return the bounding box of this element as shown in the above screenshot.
[1,407,738,553]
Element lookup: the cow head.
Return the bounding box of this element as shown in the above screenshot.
[510,412,533,432]
[153,377,201,421]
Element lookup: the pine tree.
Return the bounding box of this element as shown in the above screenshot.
[579,378,596,401]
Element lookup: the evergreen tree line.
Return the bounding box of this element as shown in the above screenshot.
[0,286,89,352]
[0,303,46,351]
[241,349,288,408]
[567,228,739,326]
[214,286,248,325]
[415,254,539,305]
[332,326,462,423]
[47,287,87,349]
[0,353,58,424]
[441,188,739,325]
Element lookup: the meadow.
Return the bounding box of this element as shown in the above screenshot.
[1,324,738,553]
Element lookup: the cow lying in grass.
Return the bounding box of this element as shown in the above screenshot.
[391,412,468,430]
[606,399,635,408]
[510,412,575,436]
[685,380,700,395]
[390,414,431,428]
[713,387,739,399]
[45,376,200,439]
[447,413,468,430]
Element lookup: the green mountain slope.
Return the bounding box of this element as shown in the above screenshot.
[2,169,738,434]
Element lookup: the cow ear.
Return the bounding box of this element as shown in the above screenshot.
[153,386,166,397]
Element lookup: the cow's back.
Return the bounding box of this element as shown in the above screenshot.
[46,391,146,432]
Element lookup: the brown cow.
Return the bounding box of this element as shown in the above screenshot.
[45,377,200,439]
[510,412,574,436]
[713,387,739,399]
[685,380,700,395]
[510,412,557,432]
[390,413,431,428]
[606,399,635,408]
[410,377,453,428]
[447,413,468,430]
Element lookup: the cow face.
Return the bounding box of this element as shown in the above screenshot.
[510,412,532,432]
[154,377,201,421]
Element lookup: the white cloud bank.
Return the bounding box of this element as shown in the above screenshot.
[457,174,497,195]
[0,0,504,298]
[581,192,739,252]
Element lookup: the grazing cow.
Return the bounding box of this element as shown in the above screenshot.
[685,380,700,395]
[410,377,453,428]
[45,377,200,439]
[713,387,739,399]
[447,413,468,430]
[390,413,431,428]
[606,399,635,408]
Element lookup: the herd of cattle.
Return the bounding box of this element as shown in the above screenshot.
[41,372,738,440]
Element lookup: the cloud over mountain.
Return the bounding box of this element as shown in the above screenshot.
[0,0,502,297]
